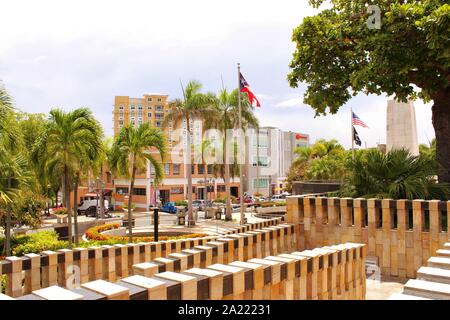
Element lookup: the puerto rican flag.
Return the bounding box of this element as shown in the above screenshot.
[239,72,261,108]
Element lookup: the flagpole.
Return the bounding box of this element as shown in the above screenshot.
[351,107,355,159]
[238,63,245,225]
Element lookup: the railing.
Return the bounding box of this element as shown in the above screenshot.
[286,196,450,278]
[0,217,293,297]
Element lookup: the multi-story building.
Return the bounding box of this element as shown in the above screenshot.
[111,93,240,210]
[243,126,309,197]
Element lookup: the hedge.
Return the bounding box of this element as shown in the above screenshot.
[84,223,207,243]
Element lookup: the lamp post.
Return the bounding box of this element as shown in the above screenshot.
[94,177,105,219]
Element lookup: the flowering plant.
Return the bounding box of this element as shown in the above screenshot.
[53,207,68,215]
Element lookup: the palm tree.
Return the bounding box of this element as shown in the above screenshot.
[109,123,166,242]
[163,80,216,226]
[208,89,258,220]
[0,85,29,256]
[32,108,103,248]
[341,148,448,200]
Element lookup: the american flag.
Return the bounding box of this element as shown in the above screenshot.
[352,112,369,128]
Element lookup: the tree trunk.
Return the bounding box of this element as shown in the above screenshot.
[64,166,73,248]
[73,174,79,246]
[224,134,232,220]
[128,165,137,243]
[431,87,450,185]
[5,177,12,256]
[186,119,194,226]
[99,164,105,219]
[203,161,207,201]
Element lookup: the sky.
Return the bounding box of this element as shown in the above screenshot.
[0,0,435,149]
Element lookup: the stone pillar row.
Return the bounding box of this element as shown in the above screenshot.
[286,196,450,279]
[1,242,365,300]
[1,218,294,298]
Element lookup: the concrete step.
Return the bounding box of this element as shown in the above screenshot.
[388,293,430,300]
[403,279,450,300]
[428,256,450,270]
[417,266,450,285]
[436,249,450,258]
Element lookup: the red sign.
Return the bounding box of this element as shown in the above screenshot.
[295,133,308,140]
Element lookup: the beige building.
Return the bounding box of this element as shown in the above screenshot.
[112,94,240,210]
[386,99,419,156]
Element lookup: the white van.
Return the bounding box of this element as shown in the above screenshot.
[77,195,109,217]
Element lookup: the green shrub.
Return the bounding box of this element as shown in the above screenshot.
[174,200,188,206]
[1,275,5,294]
[260,201,286,208]
[214,198,226,204]
[11,231,68,256]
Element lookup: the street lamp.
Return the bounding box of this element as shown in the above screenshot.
[94,177,105,219]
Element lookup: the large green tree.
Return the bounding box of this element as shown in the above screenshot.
[109,123,166,241]
[163,80,215,226]
[288,0,450,184]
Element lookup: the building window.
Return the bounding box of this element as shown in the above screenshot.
[138,105,143,110]
[132,188,146,196]
[207,164,213,174]
[173,164,180,175]
[253,135,268,147]
[116,187,129,195]
[164,163,170,175]
[252,156,269,167]
[147,97,152,102]
[119,105,124,110]
[157,98,162,102]
[156,105,163,111]
[207,185,214,192]
[198,164,205,175]
[217,185,225,192]
[147,112,152,117]
[130,105,135,110]
[118,120,124,125]
[253,178,269,189]
[191,165,195,174]
[155,113,164,119]
[155,121,162,127]
[148,105,152,110]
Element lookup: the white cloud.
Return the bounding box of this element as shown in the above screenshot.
[275,97,303,108]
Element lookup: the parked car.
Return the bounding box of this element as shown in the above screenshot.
[161,202,177,214]
[271,194,286,202]
[192,200,212,211]
[77,196,110,217]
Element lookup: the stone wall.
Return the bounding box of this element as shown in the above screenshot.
[286,196,450,278]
